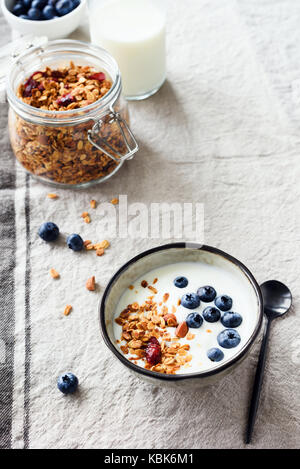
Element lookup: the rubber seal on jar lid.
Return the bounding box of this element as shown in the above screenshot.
[0,35,48,103]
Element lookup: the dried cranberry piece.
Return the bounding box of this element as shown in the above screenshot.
[23,79,39,97]
[56,93,75,107]
[89,72,106,81]
[22,71,45,97]
[145,337,161,366]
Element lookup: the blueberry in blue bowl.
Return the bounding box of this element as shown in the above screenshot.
[57,372,78,395]
[27,6,43,19]
[38,222,59,242]
[221,311,243,328]
[174,276,188,288]
[32,0,48,9]
[215,295,232,311]
[67,234,84,252]
[10,0,81,20]
[186,312,203,329]
[181,292,200,309]
[207,348,224,362]
[217,329,241,349]
[202,306,221,323]
[12,3,27,16]
[55,0,76,16]
[43,4,56,19]
[197,285,216,303]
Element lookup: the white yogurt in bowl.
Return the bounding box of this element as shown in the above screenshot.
[100,244,263,386]
[113,260,259,375]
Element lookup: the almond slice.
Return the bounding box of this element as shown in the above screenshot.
[175,321,188,338]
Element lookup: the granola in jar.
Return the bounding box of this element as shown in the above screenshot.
[7,41,138,187]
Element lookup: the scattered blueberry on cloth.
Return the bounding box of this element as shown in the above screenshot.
[57,373,79,395]
[38,222,59,242]
[67,234,84,252]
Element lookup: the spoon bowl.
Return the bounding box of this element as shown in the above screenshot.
[260,280,292,319]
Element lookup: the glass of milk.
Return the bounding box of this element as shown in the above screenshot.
[88,0,166,100]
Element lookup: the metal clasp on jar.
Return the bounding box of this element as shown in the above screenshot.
[87,110,139,162]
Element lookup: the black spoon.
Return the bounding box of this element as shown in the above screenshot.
[245,280,292,444]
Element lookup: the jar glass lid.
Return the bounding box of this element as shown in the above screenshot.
[0,34,48,102]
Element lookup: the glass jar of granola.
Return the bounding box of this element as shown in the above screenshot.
[6,40,138,188]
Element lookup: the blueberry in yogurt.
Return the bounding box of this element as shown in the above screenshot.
[174,276,188,288]
[207,348,224,362]
[203,306,221,323]
[186,312,203,329]
[197,285,216,303]
[38,222,59,242]
[181,292,200,309]
[217,329,241,349]
[221,312,243,328]
[215,295,232,311]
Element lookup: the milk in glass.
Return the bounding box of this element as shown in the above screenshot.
[89,0,166,100]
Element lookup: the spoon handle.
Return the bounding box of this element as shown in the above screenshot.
[245,318,272,444]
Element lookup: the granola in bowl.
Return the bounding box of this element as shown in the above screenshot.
[7,41,138,188]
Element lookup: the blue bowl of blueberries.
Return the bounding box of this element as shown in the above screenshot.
[1,0,86,40]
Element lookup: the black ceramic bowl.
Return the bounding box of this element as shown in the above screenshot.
[99,243,263,388]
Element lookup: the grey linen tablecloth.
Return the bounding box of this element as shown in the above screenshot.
[0,0,300,449]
